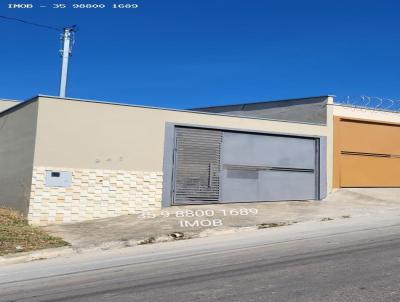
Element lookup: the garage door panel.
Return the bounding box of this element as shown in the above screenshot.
[222,132,316,170]
[221,169,316,202]
[340,155,400,187]
[258,171,316,201]
[220,169,259,202]
[220,132,318,202]
[339,119,400,155]
[335,117,400,188]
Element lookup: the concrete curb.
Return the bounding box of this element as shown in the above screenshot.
[0,214,375,266]
[0,225,262,266]
[0,246,75,265]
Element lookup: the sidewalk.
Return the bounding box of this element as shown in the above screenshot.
[42,188,400,249]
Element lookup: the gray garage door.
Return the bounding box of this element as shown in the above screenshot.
[172,127,319,204]
[220,132,319,202]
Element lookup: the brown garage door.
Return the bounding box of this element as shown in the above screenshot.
[334,117,400,187]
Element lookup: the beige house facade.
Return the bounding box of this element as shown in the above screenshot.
[0,96,330,225]
[1,95,398,226]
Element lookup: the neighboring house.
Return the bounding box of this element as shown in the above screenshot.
[0,95,398,226]
[193,96,400,189]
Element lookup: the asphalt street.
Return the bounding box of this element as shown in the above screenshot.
[1,216,400,302]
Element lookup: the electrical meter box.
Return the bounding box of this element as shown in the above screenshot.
[45,171,72,187]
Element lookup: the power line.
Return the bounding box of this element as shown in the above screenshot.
[0,15,78,98]
[0,15,62,31]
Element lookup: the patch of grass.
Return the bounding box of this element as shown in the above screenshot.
[321,217,334,222]
[342,215,351,219]
[0,208,69,256]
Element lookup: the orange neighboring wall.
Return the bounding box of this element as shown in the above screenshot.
[333,116,400,188]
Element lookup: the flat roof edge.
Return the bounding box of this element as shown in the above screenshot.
[36,95,327,126]
[190,95,334,110]
[0,99,20,103]
[0,97,38,117]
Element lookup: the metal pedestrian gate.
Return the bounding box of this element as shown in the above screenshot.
[172,127,222,204]
[172,126,320,204]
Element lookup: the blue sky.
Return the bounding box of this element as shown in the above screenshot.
[1,0,400,108]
